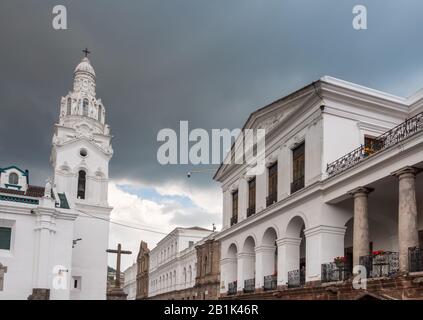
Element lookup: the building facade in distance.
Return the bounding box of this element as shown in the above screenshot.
[123,262,137,300]
[136,241,150,300]
[147,227,213,299]
[194,234,220,300]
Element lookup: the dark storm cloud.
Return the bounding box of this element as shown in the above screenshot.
[1,0,423,187]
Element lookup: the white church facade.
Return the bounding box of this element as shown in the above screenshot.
[0,54,113,300]
[214,77,423,297]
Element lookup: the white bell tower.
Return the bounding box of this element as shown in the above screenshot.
[51,50,113,299]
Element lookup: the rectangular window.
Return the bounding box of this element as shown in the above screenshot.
[267,162,278,206]
[247,178,256,217]
[231,191,238,225]
[291,142,305,193]
[0,227,11,250]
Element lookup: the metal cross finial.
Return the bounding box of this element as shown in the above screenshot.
[82,48,91,57]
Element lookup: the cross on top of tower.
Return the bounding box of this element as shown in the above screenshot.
[82,48,91,58]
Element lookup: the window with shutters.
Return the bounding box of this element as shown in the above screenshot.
[291,142,305,193]
[247,178,256,217]
[267,162,278,206]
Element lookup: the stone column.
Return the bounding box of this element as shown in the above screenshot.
[349,187,373,269]
[255,245,276,288]
[304,225,346,282]
[276,237,301,286]
[220,257,237,294]
[237,252,255,291]
[392,166,421,272]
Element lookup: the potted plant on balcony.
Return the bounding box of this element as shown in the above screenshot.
[372,250,385,257]
[334,256,346,268]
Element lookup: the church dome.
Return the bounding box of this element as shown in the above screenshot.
[74,57,96,77]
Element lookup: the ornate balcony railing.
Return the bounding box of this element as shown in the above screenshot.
[266,192,277,207]
[246,206,256,217]
[409,247,423,273]
[263,275,277,291]
[243,278,255,293]
[290,176,305,194]
[321,262,351,283]
[327,111,423,177]
[359,251,399,278]
[287,269,305,288]
[227,281,237,295]
[230,215,238,226]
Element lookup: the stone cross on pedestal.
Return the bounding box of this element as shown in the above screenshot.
[0,263,7,291]
[106,244,132,289]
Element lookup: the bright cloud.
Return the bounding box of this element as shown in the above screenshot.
[107,180,221,271]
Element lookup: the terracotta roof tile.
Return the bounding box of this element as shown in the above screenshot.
[25,185,45,198]
[0,188,25,196]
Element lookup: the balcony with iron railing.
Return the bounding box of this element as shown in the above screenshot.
[266,192,277,207]
[327,111,423,177]
[263,275,277,291]
[243,278,255,293]
[409,247,423,273]
[359,251,399,278]
[230,215,238,226]
[287,269,305,288]
[227,281,237,295]
[321,262,351,283]
[290,176,305,194]
[246,206,256,218]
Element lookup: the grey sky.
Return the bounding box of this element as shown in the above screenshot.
[1,0,423,188]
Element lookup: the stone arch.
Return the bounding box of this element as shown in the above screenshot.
[224,243,238,292]
[285,215,307,287]
[242,236,256,253]
[259,227,278,285]
[241,236,256,290]
[227,243,238,258]
[261,226,278,246]
[285,215,307,238]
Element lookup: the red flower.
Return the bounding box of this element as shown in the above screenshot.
[372,250,385,256]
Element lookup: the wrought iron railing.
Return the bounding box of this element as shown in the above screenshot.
[359,251,399,278]
[327,111,423,176]
[266,192,277,207]
[290,176,305,194]
[409,247,423,273]
[287,269,305,288]
[321,262,351,283]
[227,281,237,295]
[243,278,255,293]
[246,206,256,217]
[230,215,238,226]
[263,275,277,291]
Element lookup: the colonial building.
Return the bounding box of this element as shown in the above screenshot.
[194,233,220,300]
[214,76,423,299]
[147,227,213,299]
[136,241,150,300]
[0,53,113,299]
[123,262,137,300]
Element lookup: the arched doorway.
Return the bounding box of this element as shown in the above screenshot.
[260,227,278,290]
[285,216,306,288]
[241,236,256,293]
[225,243,238,295]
